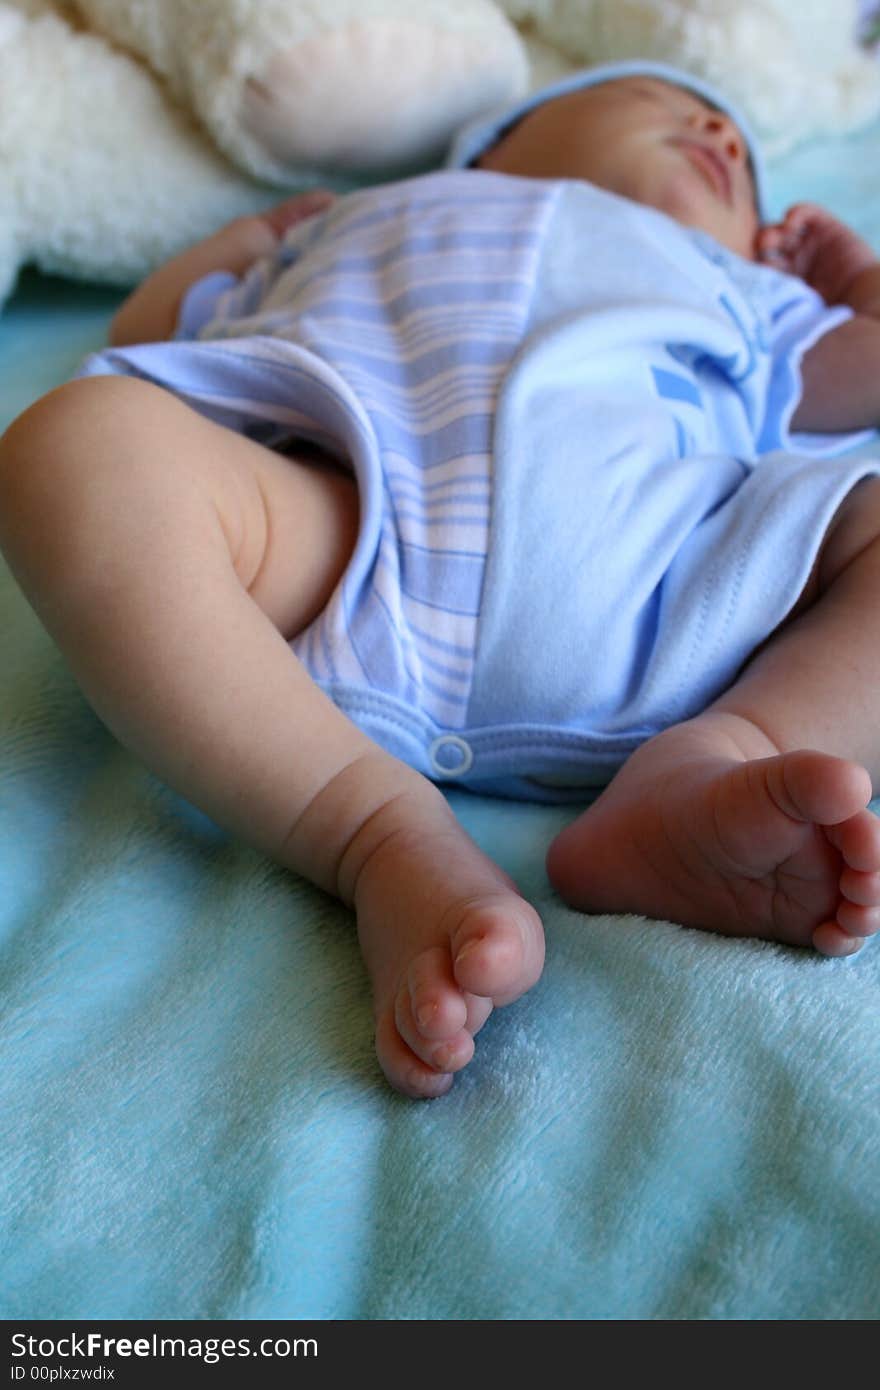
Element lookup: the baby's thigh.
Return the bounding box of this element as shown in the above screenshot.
[772,475,880,630]
[815,475,880,593]
[0,375,358,640]
[222,433,359,639]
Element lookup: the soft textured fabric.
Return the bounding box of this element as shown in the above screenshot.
[80,169,875,799]
[0,0,529,310]
[496,0,880,158]
[70,0,529,179]
[2,115,880,1321]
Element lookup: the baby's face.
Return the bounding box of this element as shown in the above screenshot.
[478,77,760,260]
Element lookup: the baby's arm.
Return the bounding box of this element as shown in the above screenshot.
[757,203,880,434]
[109,190,335,348]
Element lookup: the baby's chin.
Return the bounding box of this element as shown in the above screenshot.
[633,167,757,259]
[662,198,759,261]
[688,217,759,260]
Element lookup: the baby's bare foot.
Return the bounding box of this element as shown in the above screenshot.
[546,716,880,956]
[347,784,545,1098]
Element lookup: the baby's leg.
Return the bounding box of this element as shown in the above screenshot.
[0,377,543,1096]
[547,478,880,957]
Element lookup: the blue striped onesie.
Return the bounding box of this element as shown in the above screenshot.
[79,170,879,801]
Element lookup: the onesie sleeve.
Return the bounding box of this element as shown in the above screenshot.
[756,267,877,456]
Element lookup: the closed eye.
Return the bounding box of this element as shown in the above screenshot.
[626,83,668,105]
[627,80,717,124]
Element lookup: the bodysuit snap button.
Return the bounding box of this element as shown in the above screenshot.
[427,734,474,778]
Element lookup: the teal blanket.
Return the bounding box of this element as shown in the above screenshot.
[2,123,880,1320]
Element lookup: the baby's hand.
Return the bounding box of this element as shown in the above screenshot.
[757,203,878,305]
[259,189,336,239]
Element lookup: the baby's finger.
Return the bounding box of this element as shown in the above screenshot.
[261,190,336,236]
[758,247,790,268]
[756,225,791,266]
[781,201,826,233]
[757,223,784,246]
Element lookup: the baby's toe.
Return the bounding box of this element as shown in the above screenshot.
[395,982,475,1074]
[374,1012,455,1100]
[812,921,866,958]
[407,945,469,1040]
[840,867,880,908]
[836,900,880,939]
[774,751,871,826]
[826,807,880,872]
[450,896,544,1004]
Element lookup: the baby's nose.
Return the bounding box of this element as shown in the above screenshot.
[692,110,744,162]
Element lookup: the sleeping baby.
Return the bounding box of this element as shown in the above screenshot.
[2,62,880,1099]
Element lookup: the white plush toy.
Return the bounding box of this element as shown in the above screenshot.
[0,0,528,308]
[0,0,878,314]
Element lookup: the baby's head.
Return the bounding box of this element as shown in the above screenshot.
[449,63,764,262]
